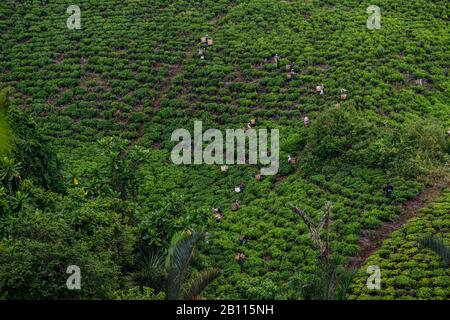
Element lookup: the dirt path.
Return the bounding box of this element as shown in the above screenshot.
[125,62,186,152]
[347,174,450,269]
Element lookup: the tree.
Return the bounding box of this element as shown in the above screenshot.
[0,209,120,299]
[134,231,221,300]
[96,137,150,201]
[290,202,356,300]
[0,190,136,299]
[2,88,64,193]
[304,108,374,165]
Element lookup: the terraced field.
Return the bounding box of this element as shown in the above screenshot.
[0,0,448,300]
[349,190,450,300]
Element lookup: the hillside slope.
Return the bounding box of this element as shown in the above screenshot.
[0,0,449,299]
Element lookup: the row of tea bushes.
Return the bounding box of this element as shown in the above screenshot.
[349,189,450,300]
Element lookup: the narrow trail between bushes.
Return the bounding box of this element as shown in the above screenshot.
[121,3,237,156]
[347,174,450,269]
[126,62,185,152]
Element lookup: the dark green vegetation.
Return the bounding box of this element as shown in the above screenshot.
[0,89,11,155]
[0,0,449,299]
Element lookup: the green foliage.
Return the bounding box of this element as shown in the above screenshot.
[236,276,279,300]
[137,193,210,248]
[0,156,21,195]
[113,287,165,300]
[0,209,123,299]
[133,250,167,292]
[290,203,357,300]
[166,231,206,300]
[0,0,448,300]
[0,89,11,156]
[295,261,357,300]
[0,179,136,299]
[304,107,447,178]
[3,92,64,193]
[184,268,222,300]
[134,230,221,300]
[96,137,150,201]
[305,107,376,164]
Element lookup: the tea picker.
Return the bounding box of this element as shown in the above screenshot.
[235,182,245,193]
[235,252,246,267]
[286,68,295,81]
[199,47,205,60]
[201,35,214,47]
[290,68,295,81]
[286,62,295,72]
[316,84,324,95]
[221,165,229,175]
[213,207,224,222]
[384,183,394,198]
[288,155,297,164]
[231,200,241,211]
[246,119,257,129]
[274,53,279,63]
[303,116,310,126]
[201,34,208,46]
[239,234,249,245]
[415,78,426,86]
[269,53,280,66]
[340,88,348,100]
[214,213,223,222]
[285,62,295,80]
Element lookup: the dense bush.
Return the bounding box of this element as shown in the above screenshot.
[1,90,64,193]
[0,194,136,299]
[304,107,448,178]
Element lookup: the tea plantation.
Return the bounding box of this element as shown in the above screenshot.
[0,0,448,300]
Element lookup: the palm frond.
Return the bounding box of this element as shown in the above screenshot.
[183,268,222,300]
[166,231,203,300]
[134,249,165,288]
[419,236,450,265]
[336,268,357,300]
[138,250,164,270]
